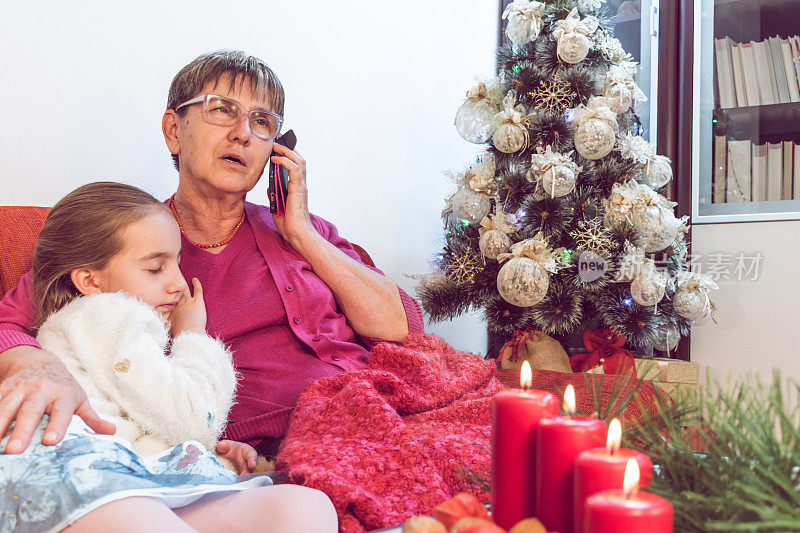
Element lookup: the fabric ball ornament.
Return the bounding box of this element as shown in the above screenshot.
[639,155,673,190]
[502,0,546,45]
[451,188,491,225]
[455,99,500,144]
[603,83,633,114]
[630,270,666,307]
[672,287,708,320]
[493,121,528,153]
[496,257,550,307]
[479,230,512,260]
[541,162,577,197]
[636,208,679,253]
[558,33,592,64]
[574,118,616,159]
[553,8,599,64]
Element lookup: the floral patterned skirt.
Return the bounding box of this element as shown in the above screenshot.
[0,416,272,532]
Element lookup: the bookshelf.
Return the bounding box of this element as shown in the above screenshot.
[692,0,800,222]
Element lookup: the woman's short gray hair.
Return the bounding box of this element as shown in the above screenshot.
[166,50,285,170]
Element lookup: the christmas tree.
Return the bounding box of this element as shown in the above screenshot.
[419,0,717,357]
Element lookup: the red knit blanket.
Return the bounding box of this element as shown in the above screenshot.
[275,334,660,532]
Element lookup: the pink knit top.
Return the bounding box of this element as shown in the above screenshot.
[0,202,424,445]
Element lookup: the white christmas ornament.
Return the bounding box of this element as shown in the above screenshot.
[616,135,674,190]
[553,8,599,64]
[673,272,719,321]
[455,78,504,144]
[603,180,680,253]
[602,65,647,114]
[492,94,530,153]
[640,155,673,190]
[478,210,517,260]
[529,145,582,198]
[630,260,667,307]
[495,232,559,307]
[451,188,491,225]
[572,97,619,160]
[502,0,546,45]
[595,31,634,63]
[466,154,498,194]
[480,231,513,260]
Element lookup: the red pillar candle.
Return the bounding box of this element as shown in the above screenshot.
[583,459,673,533]
[535,385,606,533]
[573,419,654,533]
[491,361,558,530]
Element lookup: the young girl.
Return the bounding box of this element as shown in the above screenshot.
[0,182,337,532]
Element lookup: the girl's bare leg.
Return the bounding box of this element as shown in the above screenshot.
[63,497,197,532]
[174,485,338,533]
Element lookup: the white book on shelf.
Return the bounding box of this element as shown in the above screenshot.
[794,143,800,200]
[714,136,727,203]
[769,36,791,104]
[783,141,794,200]
[730,44,748,106]
[767,141,783,201]
[781,39,800,102]
[715,38,737,108]
[740,43,762,106]
[727,139,751,202]
[752,143,768,202]
[753,40,777,105]
[790,36,800,97]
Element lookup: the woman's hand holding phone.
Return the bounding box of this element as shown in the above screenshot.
[269,134,317,250]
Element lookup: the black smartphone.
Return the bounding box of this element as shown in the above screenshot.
[268,129,297,217]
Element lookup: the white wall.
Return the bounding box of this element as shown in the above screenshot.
[0,1,497,354]
[690,221,800,382]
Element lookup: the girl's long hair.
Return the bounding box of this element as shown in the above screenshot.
[32,182,170,330]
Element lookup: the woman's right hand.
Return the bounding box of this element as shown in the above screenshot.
[0,345,116,452]
[169,278,207,336]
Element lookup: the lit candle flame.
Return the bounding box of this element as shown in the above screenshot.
[606,418,622,453]
[520,361,532,390]
[563,384,576,415]
[622,458,640,497]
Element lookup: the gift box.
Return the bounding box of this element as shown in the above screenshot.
[634,357,700,408]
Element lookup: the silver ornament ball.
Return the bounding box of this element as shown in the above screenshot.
[455,99,498,144]
[574,118,616,159]
[492,122,527,153]
[451,188,492,225]
[652,325,681,353]
[603,84,633,114]
[640,156,673,189]
[541,164,577,197]
[479,230,512,260]
[673,288,708,320]
[630,273,666,307]
[496,257,550,307]
[557,34,591,64]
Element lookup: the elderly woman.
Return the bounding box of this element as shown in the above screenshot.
[0,51,423,528]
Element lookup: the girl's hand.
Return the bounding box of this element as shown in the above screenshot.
[216,439,258,475]
[169,278,207,336]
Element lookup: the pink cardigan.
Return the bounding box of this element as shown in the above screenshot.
[0,202,424,443]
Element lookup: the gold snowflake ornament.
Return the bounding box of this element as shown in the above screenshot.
[528,78,574,112]
[445,249,483,284]
[571,218,616,258]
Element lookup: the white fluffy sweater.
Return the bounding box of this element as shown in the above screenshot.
[36,292,237,457]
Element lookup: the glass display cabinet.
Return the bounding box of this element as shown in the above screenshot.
[692,0,800,223]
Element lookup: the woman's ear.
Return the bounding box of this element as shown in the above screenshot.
[162,110,181,157]
[70,269,103,296]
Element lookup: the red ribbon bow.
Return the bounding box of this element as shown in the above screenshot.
[498,329,533,363]
[569,328,635,375]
